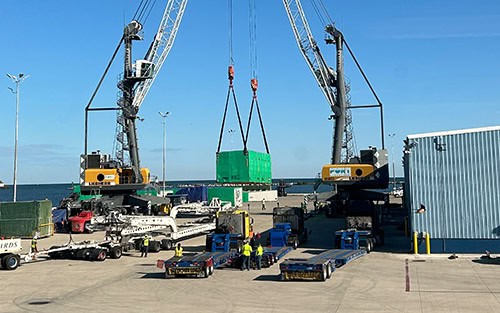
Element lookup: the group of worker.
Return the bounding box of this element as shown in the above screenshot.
[141,234,183,258]
[241,240,264,271]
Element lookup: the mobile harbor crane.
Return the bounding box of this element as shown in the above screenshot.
[283,0,389,251]
[72,0,188,214]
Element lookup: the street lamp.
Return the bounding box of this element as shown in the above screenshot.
[7,73,29,202]
[158,111,170,196]
[228,129,235,150]
[388,133,396,189]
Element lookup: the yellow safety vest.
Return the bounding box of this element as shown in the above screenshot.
[31,239,37,249]
[256,245,263,256]
[242,243,252,257]
[175,247,183,257]
[143,237,149,247]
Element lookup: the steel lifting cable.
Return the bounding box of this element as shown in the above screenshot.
[244,0,269,154]
[217,0,247,154]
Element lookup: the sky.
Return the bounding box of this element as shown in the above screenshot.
[1,0,499,184]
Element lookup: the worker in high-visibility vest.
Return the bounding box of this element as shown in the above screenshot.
[255,244,264,270]
[31,235,38,254]
[241,241,253,271]
[141,235,150,258]
[175,243,183,257]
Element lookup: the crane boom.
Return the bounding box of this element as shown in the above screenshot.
[116,0,188,183]
[282,0,347,164]
[132,0,188,108]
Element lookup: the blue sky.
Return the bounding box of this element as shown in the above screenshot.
[1,0,499,184]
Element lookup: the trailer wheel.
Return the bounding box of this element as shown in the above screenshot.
[161,239,173,250]
[292,239,299,250]
[90,249,107,261]
[365,239,372,254]
[209,265,214,275]
[150,241,161,253]
[280,272,285,281]
[203,266,210,278]
[2,254,20,270]
[110,247,123,259]
[321,267,328,281]
[326,263,333,279]
[84,222,93,234]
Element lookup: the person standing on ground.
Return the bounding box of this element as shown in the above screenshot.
[241,241,253,271]
[261,198,266,210]
[31,235,38,254]
[141,234,150,257]
[175,242,183,257]
[255,244,263,270]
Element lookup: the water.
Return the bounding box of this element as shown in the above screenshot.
[0,184,73,206]
[0,177,404,206]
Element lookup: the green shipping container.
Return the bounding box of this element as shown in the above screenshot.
[216,150,272,184]
[0,200,53,238]
[208,187,243,207]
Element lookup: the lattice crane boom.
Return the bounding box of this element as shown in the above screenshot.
[282,0,348,164]
[132,0,188,109]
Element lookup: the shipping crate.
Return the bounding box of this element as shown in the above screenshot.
[0,200,53,238]
[216,150,272,184]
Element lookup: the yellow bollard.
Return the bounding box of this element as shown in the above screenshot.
[413,231,418,254]
[425,232,431,255]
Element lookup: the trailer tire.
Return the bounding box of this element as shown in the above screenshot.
[365,239,372,254]
[84,222,93,234]
[161,239,173,250]
[280,272,285,281]
[203,266,210,278]
[110,247,123,259]
[2,254,20,270]
[326,263,333,279]
[209,264,214,275]
[90,249,107,261]
[150,241,161,253]
[321,267,328,281]
[293,239,299,250]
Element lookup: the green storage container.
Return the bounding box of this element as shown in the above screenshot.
[0,200,53,238]
[216,150,272,184]
[208,187,243,207]
[242,191,249,203]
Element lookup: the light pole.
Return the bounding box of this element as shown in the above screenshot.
[388,133,396,189]
[158,111,170,196]
[7,73,29,202]
[228,129,235,150]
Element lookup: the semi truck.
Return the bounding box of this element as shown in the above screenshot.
[269,207,308,249]
[205,210,253,253]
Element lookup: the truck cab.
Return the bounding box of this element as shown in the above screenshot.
[0,238,22,270]
[206,210,253,252]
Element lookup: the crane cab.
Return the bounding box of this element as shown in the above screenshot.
[321,148,389,189]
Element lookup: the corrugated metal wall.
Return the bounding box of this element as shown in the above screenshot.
[405,127,500,239]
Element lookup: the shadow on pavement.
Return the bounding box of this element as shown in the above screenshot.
[253,275,281,282]
[472,257,500,265]
[140,272,165,279]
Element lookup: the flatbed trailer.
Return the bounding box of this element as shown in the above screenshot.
[157,250,239,278]
[259,246,293,268]
[279,249,366,281]
[44,240,123,261]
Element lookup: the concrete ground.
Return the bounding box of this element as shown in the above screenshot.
[2,195,500,313]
